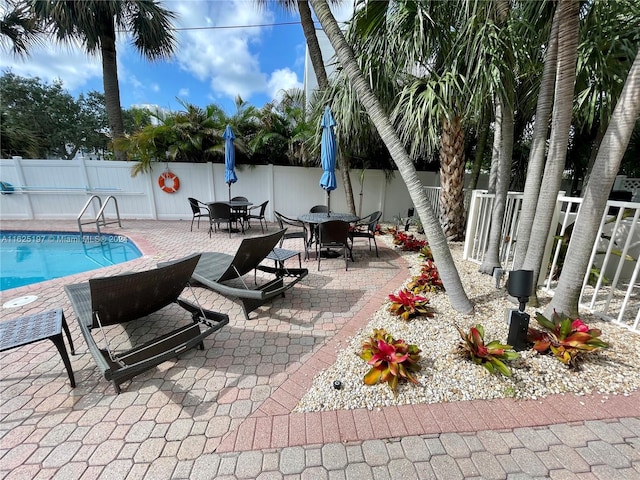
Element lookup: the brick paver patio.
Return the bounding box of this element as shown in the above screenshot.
[1,220,638,479]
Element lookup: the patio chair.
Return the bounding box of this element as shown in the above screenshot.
[274,210,309,260]
[231,196,249,229]
[209,202,236,238]
[246,200,269,233]
[309,205,329,213]
[308,205,329,246]
[64,254,229,394]
[349,211,382,257]
[188,197,210,231]
[317,220,353,271]
[191,229,308,319]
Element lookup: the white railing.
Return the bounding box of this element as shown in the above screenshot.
[464,190,640,333]
[463,190,525,273]
[423,186,475,222]
[579,201,640,332]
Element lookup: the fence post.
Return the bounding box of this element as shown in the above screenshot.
[463,190,482,260]
[12,157,34,219]
[539,191,565,287]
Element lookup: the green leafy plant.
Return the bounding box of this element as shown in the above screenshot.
[527,311,609,367]
[388,289,434,320]
[456,324,519,376]
[407,260,444,293]
[360,328,422,392]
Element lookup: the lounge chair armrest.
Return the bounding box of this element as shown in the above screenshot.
[177,298,229,325]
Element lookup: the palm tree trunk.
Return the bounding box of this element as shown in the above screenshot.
[439,116,466,241]
[100,28,126,161]
[298,0,328,90]
[487,105,501,193]
[580,120,608,195]
[480,95,514,274]
[547,49,640,318]
[298,0,357,214]
[468,109,490,190]
[513,6,559,270]
[310,0,473,314]
[339,151,357,215]
[522,0,579,298]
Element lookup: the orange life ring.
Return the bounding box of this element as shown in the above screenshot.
[158,171,180,193]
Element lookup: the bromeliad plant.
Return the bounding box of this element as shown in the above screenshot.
[390,230,427,252]
[360,328,422,393]
[456,324,519,376]
[419,244,433,260]
[407,260,444,294]
[388,288,434,320]
[527,311,609,368]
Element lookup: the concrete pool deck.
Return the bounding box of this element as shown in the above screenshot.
[0,219,638,479]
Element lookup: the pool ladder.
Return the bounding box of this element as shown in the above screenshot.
[78,195,122,240]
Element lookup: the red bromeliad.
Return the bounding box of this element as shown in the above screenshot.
[527,311,609,367]
[388,288,434,320]
[456,324,519,376]
[390,230,427,252]
[360,328,421,393]
[407,260,444,294]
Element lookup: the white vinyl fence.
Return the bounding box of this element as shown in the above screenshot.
[464,189,640,333]
[0,157,451,223]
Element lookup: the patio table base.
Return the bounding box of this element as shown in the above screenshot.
[0,308,76,387]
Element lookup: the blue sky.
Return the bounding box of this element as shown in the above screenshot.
[0,1,353,114]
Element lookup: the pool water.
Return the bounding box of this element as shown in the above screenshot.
[0,231,142,291]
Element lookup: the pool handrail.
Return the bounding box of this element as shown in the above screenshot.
[77,195,122,240]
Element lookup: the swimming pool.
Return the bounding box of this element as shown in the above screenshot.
[0,231,142,291]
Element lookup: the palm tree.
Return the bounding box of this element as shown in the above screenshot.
[548,50,640,318]
[31,0,177,161]
[309,0,473,314]
[521,0,580,300]
[478,0,517,274]
[512,7,559,270]
[256,0,361,209]
[251,88,315,166]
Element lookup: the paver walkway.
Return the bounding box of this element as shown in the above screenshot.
[1,220,638,479]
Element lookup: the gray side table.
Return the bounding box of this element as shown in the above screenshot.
[0,308,76,387]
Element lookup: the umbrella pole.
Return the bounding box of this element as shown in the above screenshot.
[327,191,331,216]
[228,183,231,201]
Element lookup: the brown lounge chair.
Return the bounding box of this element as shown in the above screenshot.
[191,229,308,319]
[65,254,229,394]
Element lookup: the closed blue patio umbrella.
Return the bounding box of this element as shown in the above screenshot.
[223,124,237,200]
[319,106,337,214]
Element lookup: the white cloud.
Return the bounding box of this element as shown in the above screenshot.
[178,88,189,97]
[267,68,303,101]
[169,0,273,101]
[0,43,102,91]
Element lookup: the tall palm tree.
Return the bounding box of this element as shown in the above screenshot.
[512,7,559,270]
[479,0,517,274]
[309,0,473,314]
[31,0,177,161]
[548,49,640,318]
[521,0,580,300]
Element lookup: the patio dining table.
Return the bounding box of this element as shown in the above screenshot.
[207,200,253,233]
[298,212,360,258]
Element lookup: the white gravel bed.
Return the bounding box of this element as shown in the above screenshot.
[295,228,640,412]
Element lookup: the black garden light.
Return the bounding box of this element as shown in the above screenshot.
[506,270,534,351]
